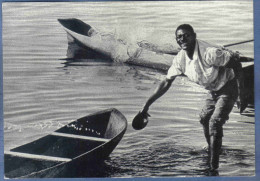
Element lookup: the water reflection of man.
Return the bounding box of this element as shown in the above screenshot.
[139,24,243,175]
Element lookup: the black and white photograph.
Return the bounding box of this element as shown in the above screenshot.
[2,0,256,179]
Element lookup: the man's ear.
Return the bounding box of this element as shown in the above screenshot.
[194,33,197,39]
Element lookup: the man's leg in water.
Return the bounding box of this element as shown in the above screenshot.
[200,79,238,171]
[209,95,236,170]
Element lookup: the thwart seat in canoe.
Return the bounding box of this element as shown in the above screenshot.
[4,108,127,178]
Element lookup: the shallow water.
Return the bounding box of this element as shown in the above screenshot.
[2,1,255,178]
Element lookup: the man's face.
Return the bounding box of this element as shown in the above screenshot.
[176,29,196,53]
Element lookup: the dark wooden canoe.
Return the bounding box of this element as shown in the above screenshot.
[4,108,127,178]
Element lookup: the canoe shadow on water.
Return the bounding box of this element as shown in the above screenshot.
[59,58,167,75]
[60,59,114,68]
[62,159,129,178]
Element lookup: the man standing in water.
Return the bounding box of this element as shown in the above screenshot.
[139,24,242,174]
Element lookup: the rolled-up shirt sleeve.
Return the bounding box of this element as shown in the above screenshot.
[205,47,232,67]
[166,54,183,80]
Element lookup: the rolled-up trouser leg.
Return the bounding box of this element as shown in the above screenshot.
[209,94,236,137]
[200,92,216,145]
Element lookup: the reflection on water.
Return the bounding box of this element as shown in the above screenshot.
[3,1,254,178]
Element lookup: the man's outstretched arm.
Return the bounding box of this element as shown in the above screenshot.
[141,77,176,116]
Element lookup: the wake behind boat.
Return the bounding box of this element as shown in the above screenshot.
[4,108,127,178]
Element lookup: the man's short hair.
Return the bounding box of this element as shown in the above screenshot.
[175,24,195,35]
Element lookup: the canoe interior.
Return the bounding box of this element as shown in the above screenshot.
[55,109,126,139]
[10,135,105,158]
[5,108,127,178]
[58,18,91,36]
[5,154,64,178]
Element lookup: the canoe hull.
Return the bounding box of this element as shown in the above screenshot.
[5,108,127,178]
